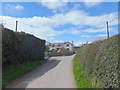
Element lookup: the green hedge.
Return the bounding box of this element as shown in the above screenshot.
[73,56,95,88]
[2,28,46,87]
[50,48,75,56]
[2,28,45,67]
[76,34,120,88]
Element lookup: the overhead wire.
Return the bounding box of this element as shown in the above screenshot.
[17,16,119,42]
[109,16,120,23]
[19,21,41,29]
[18,21,46,35]
[90,16,119,41]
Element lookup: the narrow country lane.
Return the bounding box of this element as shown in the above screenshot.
[6,55,76,88]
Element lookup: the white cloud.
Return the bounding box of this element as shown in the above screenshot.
[39,0,67,13]
[5,4,24,11]
[62,27,81,35]
[4,4,24,15]
[1,9,118,41]
[83,0,102,7]
[71,3,81,10]
[3,9,116,30]
[74,41,92,46]
[84,28,104,33]
[81,35,90,38]
[15,5,24,10]
[53,40,65,43]
[41,2,66,10]
[1,16,61,40]
[74,41,82,46]
[53,40,84,46]
[84,25,118,34]
[68,29,81,34]
[94,34,107,39]
[50,10,118,28]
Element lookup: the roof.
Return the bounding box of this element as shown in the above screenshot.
[48,41,74,47]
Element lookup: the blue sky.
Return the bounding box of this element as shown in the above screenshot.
[1,1,119,46]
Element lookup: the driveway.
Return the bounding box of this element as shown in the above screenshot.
[6,55,76,88]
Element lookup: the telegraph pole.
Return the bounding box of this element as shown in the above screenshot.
[106,21,110,38]
[16,20,18,32]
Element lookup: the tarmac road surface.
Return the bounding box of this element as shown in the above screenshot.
[6,55,76,88]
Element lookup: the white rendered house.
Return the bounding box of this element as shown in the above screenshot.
[48,41,74,51]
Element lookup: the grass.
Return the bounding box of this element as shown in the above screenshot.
[0,78,2,89]
[73,56,95,88]
[2,60,42,88]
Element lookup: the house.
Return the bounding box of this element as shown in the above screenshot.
[47,41,74,51]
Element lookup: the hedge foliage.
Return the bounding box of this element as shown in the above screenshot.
[2,28,45,68]
[50,48,75,56]
[76,34,120,88]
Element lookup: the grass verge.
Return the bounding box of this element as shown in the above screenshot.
[0,78,2,89]
[2,60,42,88]
[73,56,95,88]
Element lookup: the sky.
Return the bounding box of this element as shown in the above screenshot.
[0,0,119,46]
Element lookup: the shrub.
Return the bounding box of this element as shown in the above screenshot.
[2,28,45,68]
[2,28,46,87]
[76,34,120,88]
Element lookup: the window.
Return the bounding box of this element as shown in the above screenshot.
[66,44,69,47]
[67,48,69,50]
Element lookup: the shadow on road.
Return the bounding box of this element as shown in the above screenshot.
[6,59,61,88]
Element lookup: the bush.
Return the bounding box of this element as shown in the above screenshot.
[76,34,120,88]
[2,60,41,87]
[50,48,75,56]
[2,28,46,87]
[73,56,95,88]
[2,28,45,67]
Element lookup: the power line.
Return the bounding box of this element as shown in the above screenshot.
[19,21,41,29]
[94,16,119,29]
[18,21,46,35]
[96,17,119,33]
[18,16,119,30]
[89,17,119,41]
[16,16,119,41]
[109,16,120,23]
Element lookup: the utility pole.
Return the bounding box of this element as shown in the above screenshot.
[106,21,110,38]
[16,20,18,32]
